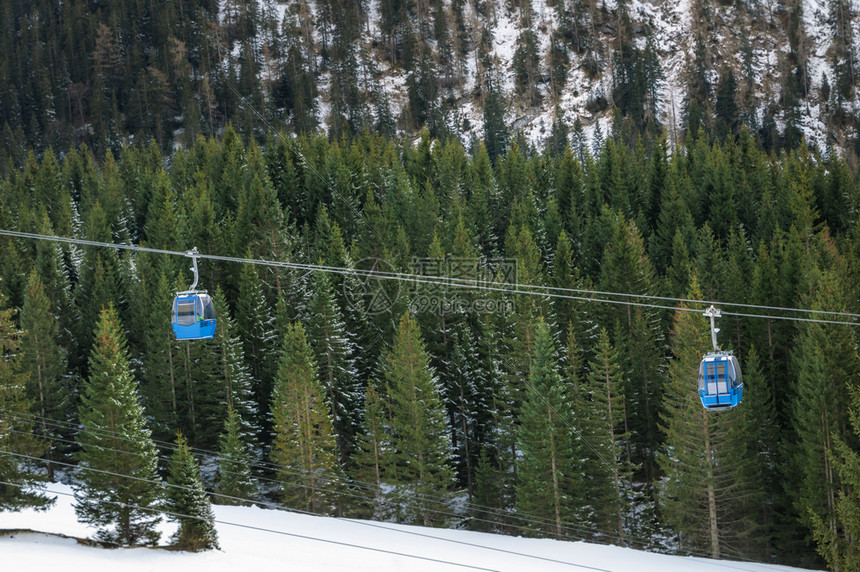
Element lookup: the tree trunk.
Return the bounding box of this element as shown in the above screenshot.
[703,411,720,559]
[548,406,563,539]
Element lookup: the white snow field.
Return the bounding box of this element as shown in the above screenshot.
[0,483,821,572]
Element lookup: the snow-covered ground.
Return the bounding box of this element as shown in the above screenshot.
[0,483,822,572]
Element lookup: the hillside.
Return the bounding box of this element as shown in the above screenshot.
[2,2,860,571]
[0,0,857,167]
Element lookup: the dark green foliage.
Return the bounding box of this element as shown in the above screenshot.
[515,318,575,539]
[271,322,341,514]
[482,78,508,164]
[211,287,257,443]
[216,406,257,505]
[306,271,360,464]
[74,305,162,546]
[381,312,454,526]
[0,291,53,511]
[789,264,858,551]
[235,261,278,437]
[714,65,739,141]
[513,27,541,106]
[581,328,631,542]
[811,385,860,570]
[166,432,219,551]
[351,383,391,519]
[0,104,858,567]
[20,270,69,477]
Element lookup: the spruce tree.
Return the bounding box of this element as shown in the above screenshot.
[166,432,219,551]
[351,383,391,520]
[306,270,360,464]
[270,322,341,514]
[19,269,69,478]
[790,264,857,554]
[515,318,576,539]
[383,312,454,526]
[74,304,162,546]
[216,405,257,506]
[139,269,182,444]
[658,279,732,558]
[811,385,860,570]
[582,327,631,543]
[0,291,53,511]
[211,287,257,443]
[235,260,278,438]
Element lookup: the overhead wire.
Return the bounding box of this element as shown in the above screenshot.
[0,37,826,571]
[0,479,502,572]
[0,409,775,565]
[0,230,848,561]
[0,449,616,572]
[0,410,629,549]
[0,448,780,570]
[2,229,859,326]
[2,230,851,558]
[0,445,771,570]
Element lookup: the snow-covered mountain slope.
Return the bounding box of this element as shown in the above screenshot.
[265,0,858,152]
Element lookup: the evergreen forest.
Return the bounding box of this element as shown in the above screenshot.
[0,126,859,568]
[0,0,860,570]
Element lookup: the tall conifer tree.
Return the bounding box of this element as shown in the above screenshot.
[515,318,576,539]
[659,279,731,558]
[0,291,53,511]
[306,270,360,464]
[216,405,257,506]
[20,270,69,477]
[166,432,219,551]
[271,322,341,514]
[383,312,454,526]
[582,327,631,543]
[74,304,162,545]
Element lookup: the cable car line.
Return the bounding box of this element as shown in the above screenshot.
[0,405,785,562]
[0,450,615,572]
[0,448,771,570]
[0,479,501,572]
[2,229,859,327]
[0,415,624,551]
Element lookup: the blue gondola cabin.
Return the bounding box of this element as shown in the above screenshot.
[698,353,743,410]
[172,291,216,340]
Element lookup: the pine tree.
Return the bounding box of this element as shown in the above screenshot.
[235,261,278,438]
[74,304,162,546]
[483,77,508,164]
[515,318,576,539]
[351,383,391,520]
[0,291,53,511]
[582,327,631,543]
[211,287,257,443]
[166,432,219,551]
[721,347,780,559]
[714,64,739,141]
[383,312,454,526]
[811,385,860,570]
[139,270,183,444]
[306,270,360,464]
[658,279,731,558]
[270,322,341,514]
[441,323,485,499]
[790,264,857,556]
[216,405,257,506]
[19,269,69,478]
